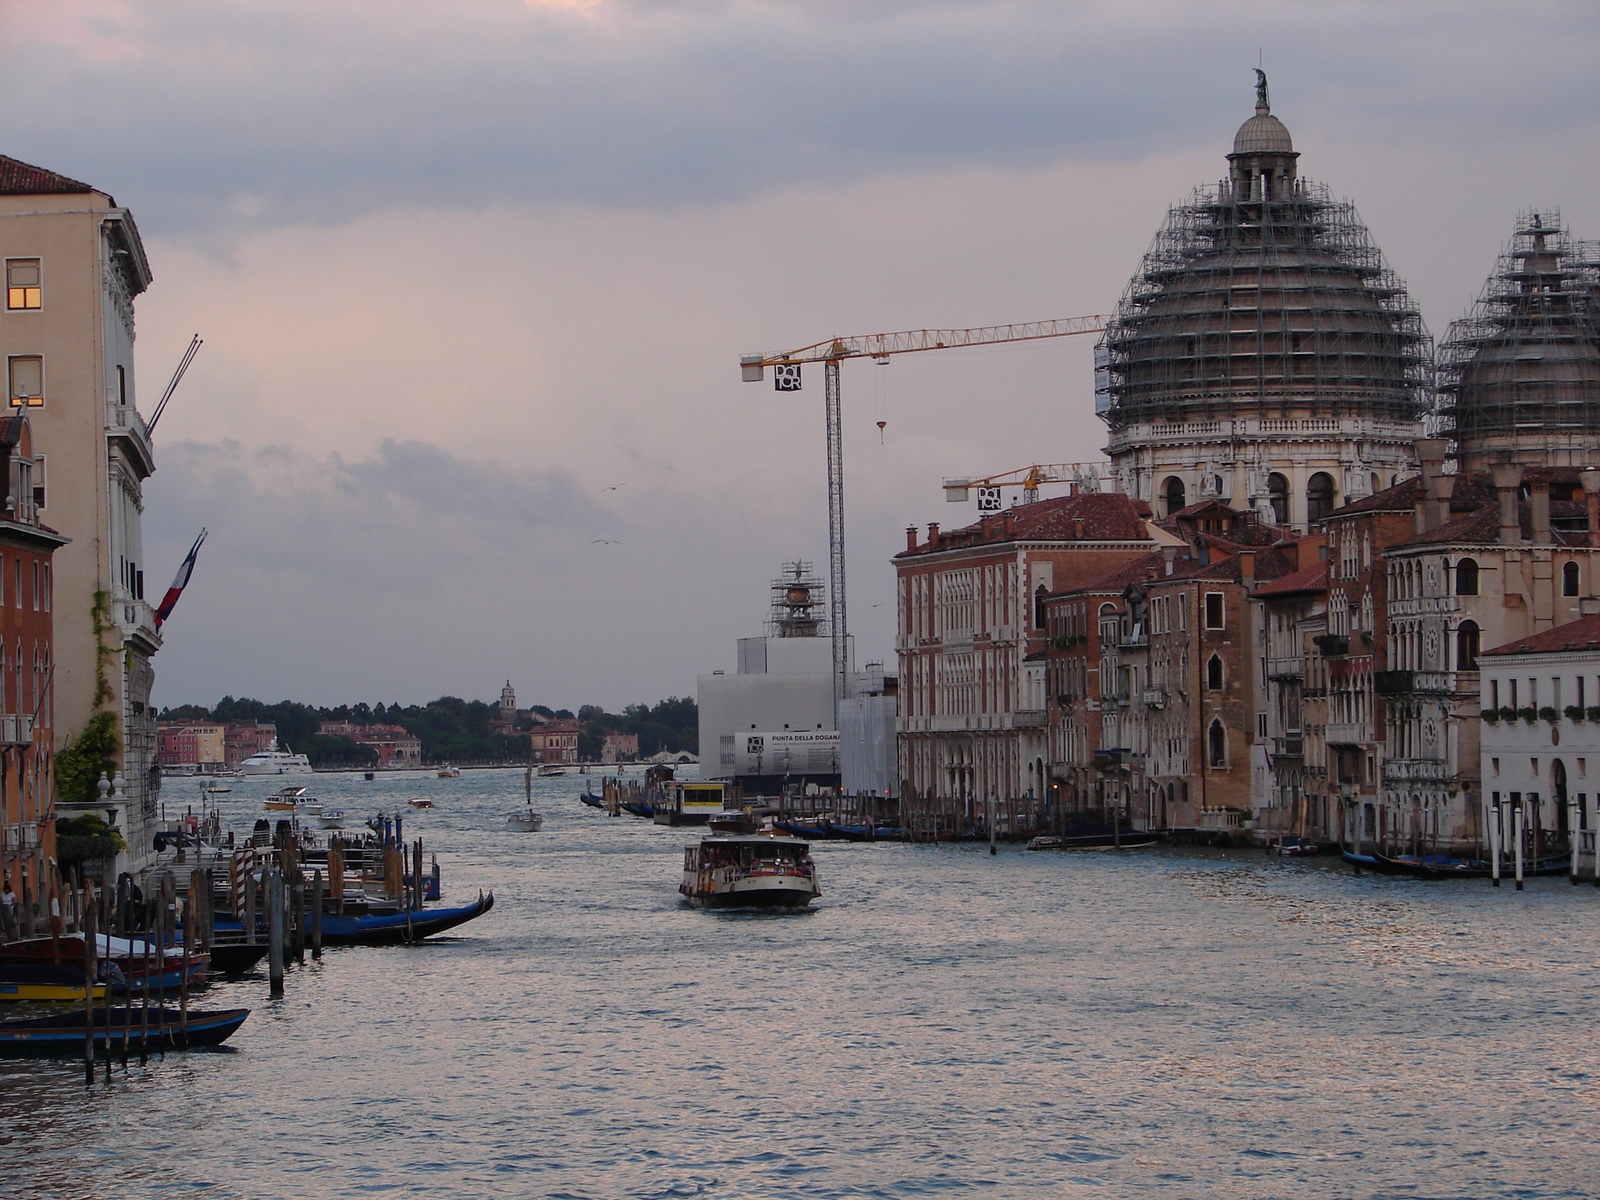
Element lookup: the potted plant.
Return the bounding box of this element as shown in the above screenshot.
[1565,705,1587,722]
[1499,706,1518,723]
[1482,708,1501,723]
[1539,706,1560,724]
[1518,706,1539,724]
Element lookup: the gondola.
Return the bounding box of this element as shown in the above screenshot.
[1341,849,1571,879]
[773,819,830,839]
[316,892,495,945]
[0,1006,249,1057]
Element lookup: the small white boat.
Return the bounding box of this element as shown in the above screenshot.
[407,797,435,809]
[437,764,462,778]
[537,763,566,778]
[318,808,347,830]
[506,809,543,832]
[509,768,543,831]
[679,834,820,909]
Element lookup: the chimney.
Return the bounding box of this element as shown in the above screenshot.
[1161,545,1178,575]
[927,522,940,550]
[1414,437,1450,531]
[1530,478,1552,546]
[1239,550,1256,589]
[1583,471,1600,547]
[906,525,918,553]
[1491,464,1522,544]
[1002,510,1015,538]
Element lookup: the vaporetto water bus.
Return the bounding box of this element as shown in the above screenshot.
[679,833,821,909]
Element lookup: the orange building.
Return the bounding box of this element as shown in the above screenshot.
[530,719,581,764]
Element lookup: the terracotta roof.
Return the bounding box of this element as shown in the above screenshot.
[0,155,94,195]
[1324,476,1422,518]
[1051,550,1169,597]
[897,492,1151,557]
[1158,544,1297,585]
[1483,612,1600,658]
[1251,562,1328,597]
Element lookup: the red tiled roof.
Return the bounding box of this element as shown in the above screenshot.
[897,492,1150,557]
[1483,613,1600,658]
[1158,544,1297,585]
[1052,550,1169,597]
[1251,562,1328,597]
[0,155,94,195]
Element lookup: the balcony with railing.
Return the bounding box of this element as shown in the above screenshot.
[1325,722,1368,746]
[1271,734,1304,759]
[1013,709,1046,729]
[1140,688,1165,708]
[1384,758,1452,782]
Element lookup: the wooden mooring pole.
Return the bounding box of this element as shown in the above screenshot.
[82,881,96,1086]
[311,869,324,960]
[267,869,285,997]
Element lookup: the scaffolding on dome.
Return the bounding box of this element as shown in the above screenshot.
[1438,210,1600,465]
[1096,178,1432,430]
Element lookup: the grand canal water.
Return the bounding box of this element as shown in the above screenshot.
[1,768,1595,1198]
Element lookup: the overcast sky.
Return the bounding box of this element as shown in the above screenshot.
[3,0,1597,712]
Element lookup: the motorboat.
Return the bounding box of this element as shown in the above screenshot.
[508,767,543,831]
[318,808,347,830]
[239,745,314,775]
[437,764,462,778]
[537,763,567,778]
[407,798,434,809]
[263,786,321,816]
[679,833,821,909]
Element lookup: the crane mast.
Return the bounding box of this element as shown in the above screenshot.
[739,314,1105,724]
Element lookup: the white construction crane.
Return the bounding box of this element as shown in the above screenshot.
[739,314,1105,720]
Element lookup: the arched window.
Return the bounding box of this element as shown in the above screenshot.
[1163,476,1186,516]
[1207,654,1224,690]
[1455,558,1479,596]
[1563,561,1580,597]
[1456,620,1480,671]
[1208,719,1227,768]
[1306,472,1336,524]
[1268,473,1289,525]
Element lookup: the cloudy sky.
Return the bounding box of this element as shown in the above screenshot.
[2,0,1596,712]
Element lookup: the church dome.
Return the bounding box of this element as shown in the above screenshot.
[1232,112,1293,156]
[1441,212,1600,470]
[1096,74,1430,433]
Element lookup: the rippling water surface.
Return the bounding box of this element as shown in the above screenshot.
[2,768,1596,1198]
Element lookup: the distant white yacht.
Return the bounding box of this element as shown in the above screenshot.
[238,744,315,776]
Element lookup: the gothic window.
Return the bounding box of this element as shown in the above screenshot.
[1563,561,1580,597]
[1307,472,1336,524]
[1207,654,1224,690]
[1455,558,1479,596]
[1208,719,1227,768]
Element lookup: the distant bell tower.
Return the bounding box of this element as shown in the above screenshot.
[500,680,516,723]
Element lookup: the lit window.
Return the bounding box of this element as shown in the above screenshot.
[6,259,40,310]
[8,356,42,407]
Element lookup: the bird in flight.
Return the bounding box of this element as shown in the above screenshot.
[603,483,625,491]
[592,539,621,545]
